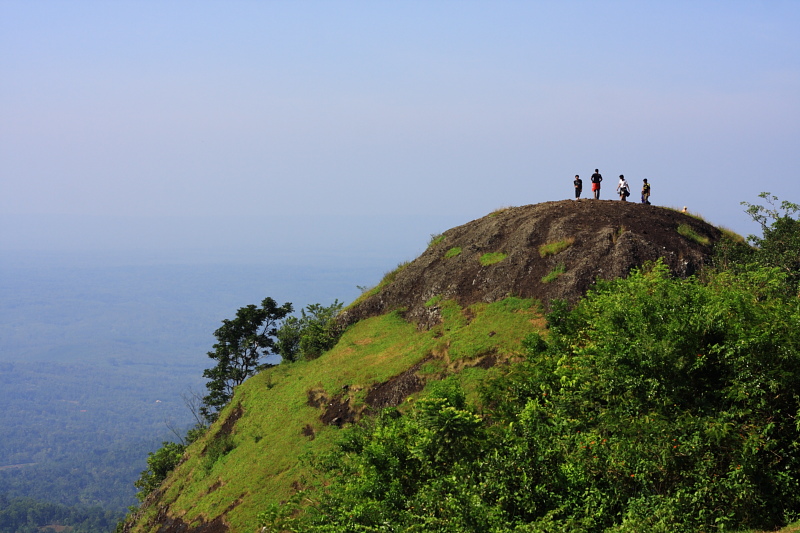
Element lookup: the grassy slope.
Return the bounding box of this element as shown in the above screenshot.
[130,297,544,533]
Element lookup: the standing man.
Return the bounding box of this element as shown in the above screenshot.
[641,179,651,204]
[617,175,630,201]
[574,174,583,199]
[590,169,603,199]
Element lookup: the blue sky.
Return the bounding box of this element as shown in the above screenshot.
[1,1,798,257]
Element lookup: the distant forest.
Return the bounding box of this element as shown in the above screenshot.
[0,256,371,532]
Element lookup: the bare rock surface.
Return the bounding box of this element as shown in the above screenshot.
[339,200,721,328]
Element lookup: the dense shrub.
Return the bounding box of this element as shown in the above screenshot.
[299,262,800,532]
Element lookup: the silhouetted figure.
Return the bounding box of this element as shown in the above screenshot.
[574,175,582,199]
[590,169,603,199]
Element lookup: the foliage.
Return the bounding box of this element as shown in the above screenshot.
[541,263,566,283]
[444,246,462,259]
[201,434,235,474]
[742,192,800,294]
[133,442,185,502]
[480,252,508,266]
[200,297,292,422]
[347,261,411,308]
[0,495,122,533]
[428,233,445,247]
[538,238,575,258]
[677,223,710,245]
[275,301,344,363]
[294,262,800,532]
[136,297,539,532]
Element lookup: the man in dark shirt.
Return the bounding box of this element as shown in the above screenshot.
[574,175,582,199]
[590,169,603,199]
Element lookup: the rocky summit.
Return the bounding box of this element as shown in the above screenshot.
[340,200,722,329]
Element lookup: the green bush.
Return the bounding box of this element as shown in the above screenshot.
[275,300,344,362]
[297,261,800,532]
[133,442,185,502]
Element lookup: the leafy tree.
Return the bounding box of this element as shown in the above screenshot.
[742,192,800,294]
[132,442,185,502]
[275,300,344,363]
[201,297,292,421]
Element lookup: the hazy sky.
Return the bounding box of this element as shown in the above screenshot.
[1,1,798,256]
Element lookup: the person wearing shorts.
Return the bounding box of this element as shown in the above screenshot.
[590,169,603,199]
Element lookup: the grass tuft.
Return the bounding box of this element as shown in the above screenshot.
[428,233,445,247]
[541,264,566,283]
[677,224,710,246]
[444,247,462,259]
[479,252,508,266]
[488,206,513,217]
[538,238,575,258]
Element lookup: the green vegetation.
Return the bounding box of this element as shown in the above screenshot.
[424,294,442,307]
[489,206,513,217]
[200,297,293,422]
[348,261,411,308]
[276,301,344,362]
[133,442,185,502]
[0,496,122,533]
[541,263,566,283]
[428,233,445,247]
[123,194,800,533]
[124,296,540,532]
[538,237,575,257]
[444,246,462,259]
[742,192,800,294]
[299,261,800,532]
[479,252,507,266]
[677,223,711,246]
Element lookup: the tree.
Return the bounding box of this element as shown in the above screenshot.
[275,300,344,363]
[133,442,185,502]
[201,297,292,421]
[742,192,800,294]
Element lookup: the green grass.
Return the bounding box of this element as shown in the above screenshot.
[428,233,445,247]
[424,295,442,307]
[138,297,544,533]
[542,263,566,283]
[677,223,711,246]
[444,247,462,259]
[479,252,508,266]
[346,261,410,309]
[488,206,513,217]
[538,238,575,258]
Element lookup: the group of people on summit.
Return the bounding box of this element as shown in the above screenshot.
[573,169,651,204]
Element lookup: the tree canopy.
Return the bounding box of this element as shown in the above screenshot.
[200,297,292,422]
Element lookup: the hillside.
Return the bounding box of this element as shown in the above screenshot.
[121,201,728,533]
[341,200,721,327]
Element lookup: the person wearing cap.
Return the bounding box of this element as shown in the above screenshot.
[641,179,651,204]
[616,175,630,201]
[590,169,603,199]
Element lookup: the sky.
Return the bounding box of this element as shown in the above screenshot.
[1,1,798,259]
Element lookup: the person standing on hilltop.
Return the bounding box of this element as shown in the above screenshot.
[641,178,651,204]
[617,175,630,201]
[590,169,603,199]
[574,174,583,199]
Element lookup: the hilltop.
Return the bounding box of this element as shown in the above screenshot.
[341,200,721,328]
[122,200,734,533]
